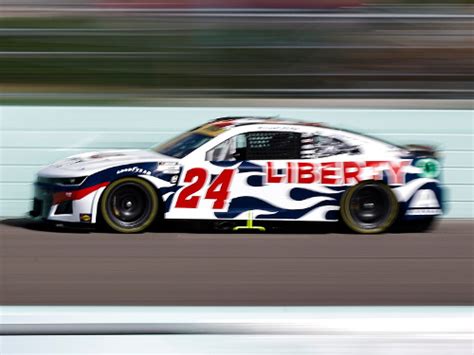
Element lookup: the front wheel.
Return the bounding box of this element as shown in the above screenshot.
[100,177,159,233]
[340,181,399,234]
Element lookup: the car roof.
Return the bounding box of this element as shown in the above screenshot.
[192,116,402,151]
[207,116,327,129]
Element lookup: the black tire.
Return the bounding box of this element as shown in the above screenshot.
[100,177,159,233]
[340,181,399,234]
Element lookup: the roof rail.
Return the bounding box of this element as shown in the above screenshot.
[208,116,328,128]
[209,116,275,122]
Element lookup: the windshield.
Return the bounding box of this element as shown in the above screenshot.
[153,132,213,158]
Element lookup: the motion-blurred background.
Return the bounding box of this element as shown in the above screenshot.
[1,0,473,104]
[1,5,472,354]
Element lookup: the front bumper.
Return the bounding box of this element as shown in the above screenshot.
[31,180,105,224]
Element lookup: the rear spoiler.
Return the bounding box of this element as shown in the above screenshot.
[404,144,438,158]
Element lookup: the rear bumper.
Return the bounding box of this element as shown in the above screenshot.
[396,178,443,220]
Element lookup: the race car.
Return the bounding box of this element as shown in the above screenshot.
[31,117,443,234]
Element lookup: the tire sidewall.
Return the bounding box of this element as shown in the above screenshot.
[100,177,159,233]
[340,181,399,234]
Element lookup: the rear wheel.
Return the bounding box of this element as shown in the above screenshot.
[100,177,159,233]
[340,181,399,234]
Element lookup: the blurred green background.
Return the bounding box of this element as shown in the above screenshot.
[1,0,473,104]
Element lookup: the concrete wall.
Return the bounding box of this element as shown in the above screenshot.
[1,106,472,218]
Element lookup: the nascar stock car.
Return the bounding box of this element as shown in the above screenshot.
[31,117,442,234]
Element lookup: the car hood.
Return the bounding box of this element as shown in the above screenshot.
[38,149,177,178]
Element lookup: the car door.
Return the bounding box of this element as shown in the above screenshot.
[210,130,358,222]
[165,128,306,220]
[166,128,358,222]
[228,130,308,220]
[202,129,309,221]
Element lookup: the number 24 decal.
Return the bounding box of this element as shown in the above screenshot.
[175,168,235,209]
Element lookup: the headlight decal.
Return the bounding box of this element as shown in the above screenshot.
[52,182,109,205]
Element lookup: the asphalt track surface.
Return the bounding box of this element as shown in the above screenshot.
[0,219,472,306]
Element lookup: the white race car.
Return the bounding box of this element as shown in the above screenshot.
[31,117,443,233]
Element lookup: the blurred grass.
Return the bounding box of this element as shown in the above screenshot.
[0,17,95,29]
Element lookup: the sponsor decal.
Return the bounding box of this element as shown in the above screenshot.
[156,162,181,174]
[116,166,152,175]
[80,213,92,223]
[174,160,412,211]
[265,160,411,186]
[415,158,441,178]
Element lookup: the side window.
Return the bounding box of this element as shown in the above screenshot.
[313,135,356,158]
[206,131,302,161]
[205,135,238,161]
[246,131,301,160]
